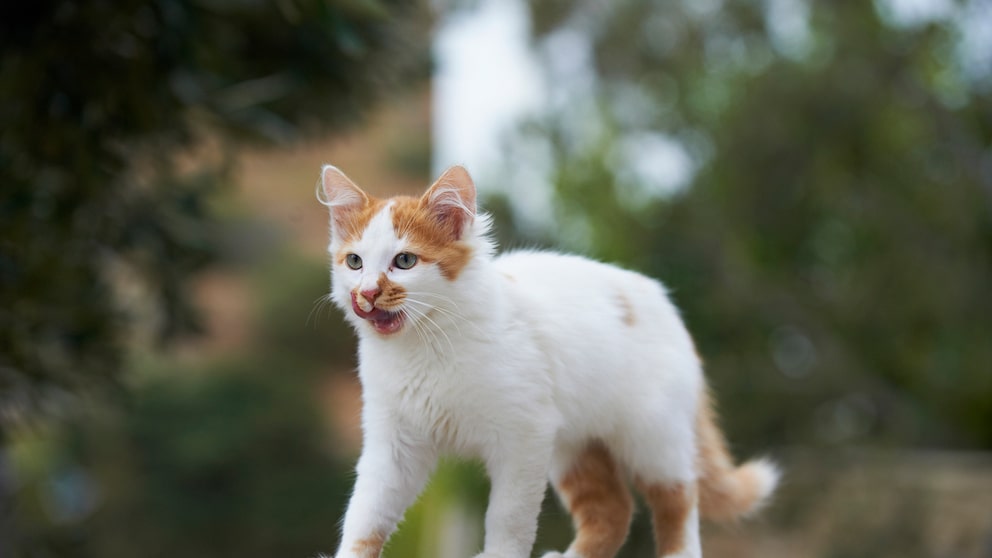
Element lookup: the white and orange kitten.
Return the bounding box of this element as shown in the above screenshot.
[320,165,778,558]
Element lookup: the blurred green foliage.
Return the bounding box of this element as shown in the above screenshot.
[12,360,351,558]
[1,1,430,551]
[510,0,992,455]
[10,245,362,557]
[251,251,357,374]
[0,0,429,420]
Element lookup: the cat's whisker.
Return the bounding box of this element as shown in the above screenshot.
[402,298,467,337]
[402,298,460,320]
[404,291,464,312]
[413,309,455,354]
[402,293,488,337]
[404,299,466,339]
[405,305,443,351]
[401,304,431,343]
[305,297,323,328]
[403,309,431,354]
[306,293,334,329]
[409,313,444,359]
[404,303,454,354]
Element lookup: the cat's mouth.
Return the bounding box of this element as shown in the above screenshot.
[352,301,405,335]
[367,309,405,335]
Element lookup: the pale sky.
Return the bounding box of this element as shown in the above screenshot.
[432,0,988,207]
[431,0,690,229]
[432,0,541,182]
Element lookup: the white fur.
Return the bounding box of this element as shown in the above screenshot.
[740,458,781,517]
[329,205,710,558]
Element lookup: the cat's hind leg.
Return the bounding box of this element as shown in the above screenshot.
[634,478,701,558]
[541,440,633,558]
[618,407,701,558]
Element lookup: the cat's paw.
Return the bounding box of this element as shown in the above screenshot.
[539,553,567,558]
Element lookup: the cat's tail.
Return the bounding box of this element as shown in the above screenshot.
[695,387,780,521]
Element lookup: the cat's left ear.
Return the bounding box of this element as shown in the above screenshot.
[421,165,477,240]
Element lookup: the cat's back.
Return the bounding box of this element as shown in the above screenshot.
[492,250,701,436]
[492,250,691,347]
[494,250,650,299]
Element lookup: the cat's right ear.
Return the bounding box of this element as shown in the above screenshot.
[421,165,477,241]
[319,165,368,237]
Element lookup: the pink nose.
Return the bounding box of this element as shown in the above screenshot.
[360,288,380,305]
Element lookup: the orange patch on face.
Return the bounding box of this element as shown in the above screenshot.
[332,196,387,244]
[635,480,695,556]
[350,531,386,558]
[391,196,473,281]
[555,441,634,558]
[375,272,407,310]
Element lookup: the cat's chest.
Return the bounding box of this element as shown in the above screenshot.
[365,358,497,452]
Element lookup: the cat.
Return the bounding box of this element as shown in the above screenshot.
[319,164,779,558]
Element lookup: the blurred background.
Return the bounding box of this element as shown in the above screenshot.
[1,0,990,557]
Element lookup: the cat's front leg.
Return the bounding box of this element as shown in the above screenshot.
[335,430,434,558]
[475,444,553,558]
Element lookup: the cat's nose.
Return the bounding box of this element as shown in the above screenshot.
[352,288,381,314]
[360,288,381,305]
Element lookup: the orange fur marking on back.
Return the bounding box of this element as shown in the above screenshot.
[391,196,473,280]
[635,480,695,556]
[695,387,766,521]
[616,292,637,326]
[555,441,634,558]
[350,531,386,558]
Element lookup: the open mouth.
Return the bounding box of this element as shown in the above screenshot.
[351,300,405,335]
[366,309,405,335]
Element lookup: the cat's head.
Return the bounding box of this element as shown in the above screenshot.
[320,165,492,338]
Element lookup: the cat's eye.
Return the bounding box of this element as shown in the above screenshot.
[394,252,418,270]
[345,253,363,270]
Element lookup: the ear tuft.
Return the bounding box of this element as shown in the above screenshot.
[320,165,367,209]
[421,165,477,240]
